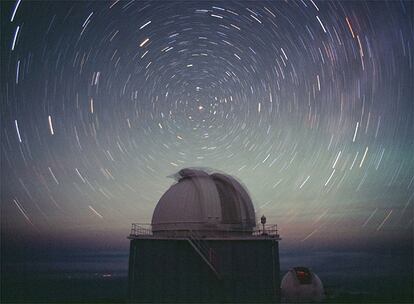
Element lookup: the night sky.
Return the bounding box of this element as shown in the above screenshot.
[1,0,413,249]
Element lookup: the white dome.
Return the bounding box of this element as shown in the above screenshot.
[281,267,325,303]
[151,168,256,234]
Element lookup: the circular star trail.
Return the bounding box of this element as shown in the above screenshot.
[1,0,413,242]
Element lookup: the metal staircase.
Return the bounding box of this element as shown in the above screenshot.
[187,230,221,279]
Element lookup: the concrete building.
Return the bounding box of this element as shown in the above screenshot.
[128,168,281,303]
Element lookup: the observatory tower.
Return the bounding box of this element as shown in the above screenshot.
[128,168,281,303]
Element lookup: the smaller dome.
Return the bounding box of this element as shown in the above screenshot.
[281,267,325,303]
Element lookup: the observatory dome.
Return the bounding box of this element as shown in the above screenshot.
[151,168,256,235]
[281,267,325,303]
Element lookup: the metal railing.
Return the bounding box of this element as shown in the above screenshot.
[252,224,280,237]
[129,223,280,239]
[130,223,152,236]
[187,230,221,279]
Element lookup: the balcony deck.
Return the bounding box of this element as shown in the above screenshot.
[128,223,281,240]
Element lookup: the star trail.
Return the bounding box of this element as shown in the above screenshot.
[1,0,413,244]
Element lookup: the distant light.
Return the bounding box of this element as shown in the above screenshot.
[139,38,150,47]
[11,26,20,51]
[14,119,22,142]
[140,20,151,30]
[10,0,22,22]
[89,205,103,219]
[48,115,54,135]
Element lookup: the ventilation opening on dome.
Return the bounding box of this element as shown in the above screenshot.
[213,177,241,225]
[294,267,312,285]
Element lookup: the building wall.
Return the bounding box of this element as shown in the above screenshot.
[128,238,280,303]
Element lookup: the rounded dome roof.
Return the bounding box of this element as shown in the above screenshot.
[281,267,325,302]
[151,168,256,234]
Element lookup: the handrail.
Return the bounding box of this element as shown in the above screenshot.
[187,230,221,279]
[129,223,280,239]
